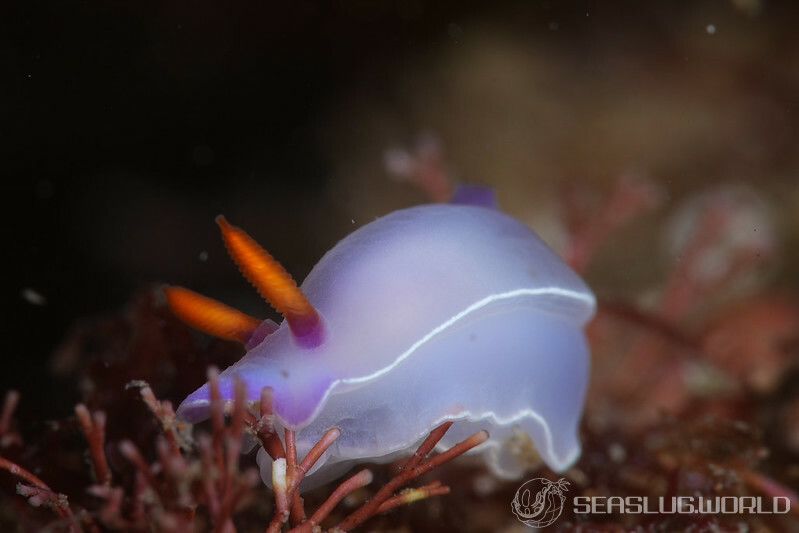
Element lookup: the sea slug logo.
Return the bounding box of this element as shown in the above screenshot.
[510,476,791,528]
[511,477,570,528]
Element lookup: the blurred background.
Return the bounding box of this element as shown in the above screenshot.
[4,0,798,426]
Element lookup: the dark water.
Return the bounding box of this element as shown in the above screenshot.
[4,0,798,423]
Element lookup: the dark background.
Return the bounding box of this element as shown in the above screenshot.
[4,1,798,421]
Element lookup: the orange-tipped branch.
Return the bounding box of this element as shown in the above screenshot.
[0,455,52,491]
[0,456,78,531]
[15,485,76,529]
[284,429,306,526]
[336,427,488,531]
[164,286,261,344]
[118,441,158,491]
[269,427,342,533]
[287,427,341,495]
[129,381,190,454]
[400,421,452,472]
[75,404,112,486]
[243,388,285,460]
[289,469,374,533]
[0,390,22,448]
[376,481,450,515]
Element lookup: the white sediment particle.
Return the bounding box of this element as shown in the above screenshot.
[21,288,47,306]
[272,458,287,492]
[608,442,626,463]
[473,473,499,496]
[383,148,414,178]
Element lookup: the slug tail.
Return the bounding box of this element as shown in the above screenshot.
[164,286,261,344]
[216,216,324,347]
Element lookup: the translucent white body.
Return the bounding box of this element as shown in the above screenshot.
[177,204,595,484]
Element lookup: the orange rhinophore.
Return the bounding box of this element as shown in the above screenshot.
[215,216,322,343]
[164,286,260,344]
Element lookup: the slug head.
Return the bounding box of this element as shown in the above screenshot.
[166,216,324,349]
[166,217,331,425]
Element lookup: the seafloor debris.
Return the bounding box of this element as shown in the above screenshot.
[0,366,487,531]
[2,176,798,531]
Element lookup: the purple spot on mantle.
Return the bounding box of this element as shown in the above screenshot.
[450,184,498,209]
[289,314,326,349]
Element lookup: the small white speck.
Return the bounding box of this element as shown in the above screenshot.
[384,148,414,178]
[21,288,47,306]
[473,473,499,496]
[608,442,626,463]
[350,219,355,224]
[198,250,209,262]
[706,24,717,35]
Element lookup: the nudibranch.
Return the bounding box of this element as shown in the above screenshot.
[167,193,595,487]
